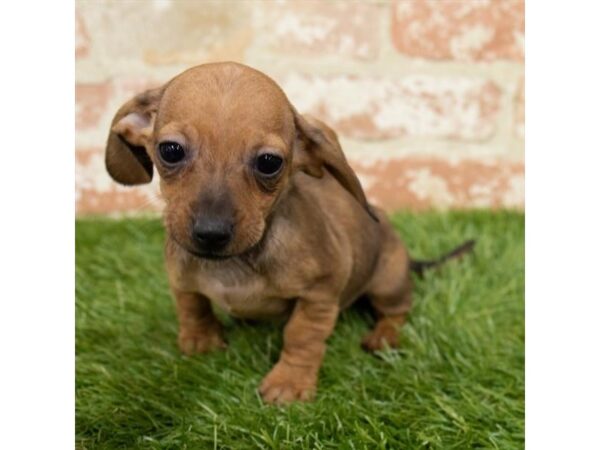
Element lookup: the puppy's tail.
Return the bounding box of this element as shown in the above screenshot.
[409,239,476,277]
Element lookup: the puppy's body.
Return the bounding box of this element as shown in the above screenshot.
[166,171,407,321]
[105,62,466,404]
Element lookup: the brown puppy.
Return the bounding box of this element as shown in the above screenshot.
[105,62,473,404]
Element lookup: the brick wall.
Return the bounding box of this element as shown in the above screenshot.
[75,0,524,215]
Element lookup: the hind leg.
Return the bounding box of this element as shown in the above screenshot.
[361,231,412,352]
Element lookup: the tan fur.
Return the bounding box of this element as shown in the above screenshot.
[105,62,412,404]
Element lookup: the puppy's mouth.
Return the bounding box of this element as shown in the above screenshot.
[187,248,232,260]
[170,236,237,261]
[176,242,234,260]
[172,236,263,262]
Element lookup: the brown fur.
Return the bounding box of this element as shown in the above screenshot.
[104,62,461,404]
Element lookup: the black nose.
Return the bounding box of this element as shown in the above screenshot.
[192,218,233,250]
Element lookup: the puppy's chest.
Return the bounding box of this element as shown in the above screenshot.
[193,270,290,319]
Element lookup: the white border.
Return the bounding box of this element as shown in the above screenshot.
[0,1,74,448]
[526,2,600,449]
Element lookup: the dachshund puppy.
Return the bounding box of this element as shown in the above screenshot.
[105,62,473,404]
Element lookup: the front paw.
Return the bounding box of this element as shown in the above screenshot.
[178,328,226,355]
[361,320,400,352]
[259,361,318,404]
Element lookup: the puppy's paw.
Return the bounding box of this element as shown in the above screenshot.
[178,328,227,355]
[259,362,317,404]
[361,321,400,352]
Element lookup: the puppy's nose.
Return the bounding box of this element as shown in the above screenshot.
[192,218,233,250]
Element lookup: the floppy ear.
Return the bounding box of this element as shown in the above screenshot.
[293,110,378,222]
[105,86,164,185]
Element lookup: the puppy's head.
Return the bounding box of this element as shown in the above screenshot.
[106,62,373,260]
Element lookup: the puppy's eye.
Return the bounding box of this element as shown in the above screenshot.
[255,154,283,176]
[158,142,185,164]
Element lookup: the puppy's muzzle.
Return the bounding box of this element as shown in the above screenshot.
[192,216,234,253]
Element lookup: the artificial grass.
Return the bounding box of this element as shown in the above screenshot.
[76,211,524,449]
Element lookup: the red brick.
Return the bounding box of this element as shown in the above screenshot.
[76,148,163,215]
[75,10,90,58]
[75,83,116,131]
[114,78,164,102]
[75,78,165,140]
[280,74,501,141]
[259,1,381,60]
[76,188,163,216]
[75,83,113,131]
[515,76,525,139]
[76,1,253,67]
[352,156,524,211]
[391,0,524,62]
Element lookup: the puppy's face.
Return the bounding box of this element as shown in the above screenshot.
[154,67,296,258]
[106,63,374,260]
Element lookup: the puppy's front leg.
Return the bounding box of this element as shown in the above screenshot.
[260,297,339,404]
[173,289,226,355]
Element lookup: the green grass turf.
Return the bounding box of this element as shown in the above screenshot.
[76,211,524,449]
